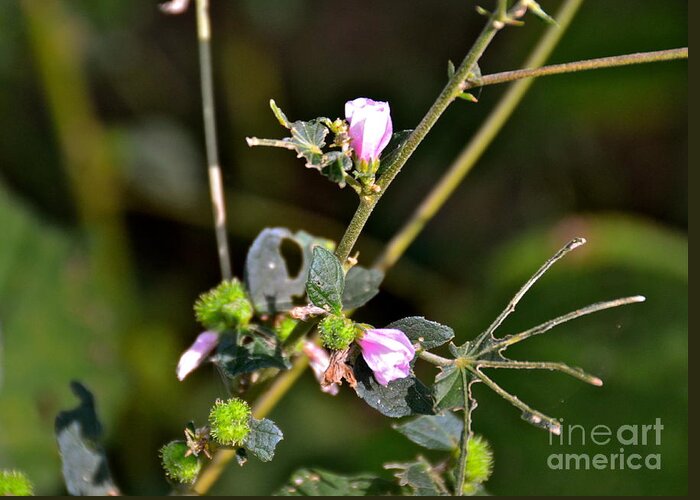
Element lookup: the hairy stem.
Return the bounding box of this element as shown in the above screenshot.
[374,0,583,271]
[418,350,455,367]
[467,366,561,435]
[475,360,602,386]
[480,295,646,356]
[334,3,517,263]
[472,237,586,348]
[472,47,688,89]
[455,368,471,496]
[196,0,232,280]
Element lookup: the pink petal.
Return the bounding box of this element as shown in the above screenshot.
[357,328,415,386]
[176,331,218,381]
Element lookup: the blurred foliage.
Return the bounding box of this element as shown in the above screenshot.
[0,0,686,495]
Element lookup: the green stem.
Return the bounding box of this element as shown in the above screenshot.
[472,47,688,89]
[455,369,471,496]
[418,350,455,367]
[196,0,233,280]
[373,0,583,272]
[334,3,515,264]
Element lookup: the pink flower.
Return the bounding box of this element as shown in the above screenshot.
[345,98,393,163]
[160,0,190,14]
[176,331,219,381]
[303,341,339,395]
[357,329,415,386]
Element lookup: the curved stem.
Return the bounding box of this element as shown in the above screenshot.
[334,3,517,264]
[472,47,688,89]
[373,0,583,271]
[197,0,232,280]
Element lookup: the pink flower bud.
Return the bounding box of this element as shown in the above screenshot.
[302,341,339,395]
[357,328,415,386]
[176,331,219,381]
[344,98,393,163]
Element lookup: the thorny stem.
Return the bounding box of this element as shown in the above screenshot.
[374,0,583,272]
[334,2,521,264]
[196,0,232,280]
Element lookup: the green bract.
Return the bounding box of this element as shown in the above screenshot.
[209,398,252,446]
[159,441,202,485]
[319,315,356,350]
[0,470,34,496]
[463,435,494,493]
[194,279,254,331]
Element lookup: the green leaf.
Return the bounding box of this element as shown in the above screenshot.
[269,99,291,128]
[376,130,413,177]
[433,365,464,412]
[306,246,345,314]
[387,316,454,350]
[385,456,449,496]
[353,355,434,418]
[342,266,383,310]
[276,468,398,496]
[55,382,119,496]
[318,151,353,187]
[245,227,333,314]
[393,413,462,451]
[212,330,290,380]
[290,120,329,167]
[243,417,283,462]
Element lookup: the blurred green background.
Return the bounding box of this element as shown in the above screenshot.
[0,0,687,495]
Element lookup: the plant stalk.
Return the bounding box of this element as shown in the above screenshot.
[196,0,233,280]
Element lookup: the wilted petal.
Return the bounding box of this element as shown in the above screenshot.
[176,331,218,381]
[303,341,339,395]
[345,98,393,162]
[357,328,414,386]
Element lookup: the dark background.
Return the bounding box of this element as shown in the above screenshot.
[0,0,687,495]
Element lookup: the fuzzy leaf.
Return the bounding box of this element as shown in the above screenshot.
[212,330,290,380]
[385,456,449,496]
[393,413,462,451]
[342,266,383,310]
[276,468,398,496]
[290,120,329,167]
[55,382,119,496]
[243,417,283,462]
[306,246,345,314]
[353,355,434,418]
[387,317,454,350]
[245,228,333,314]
